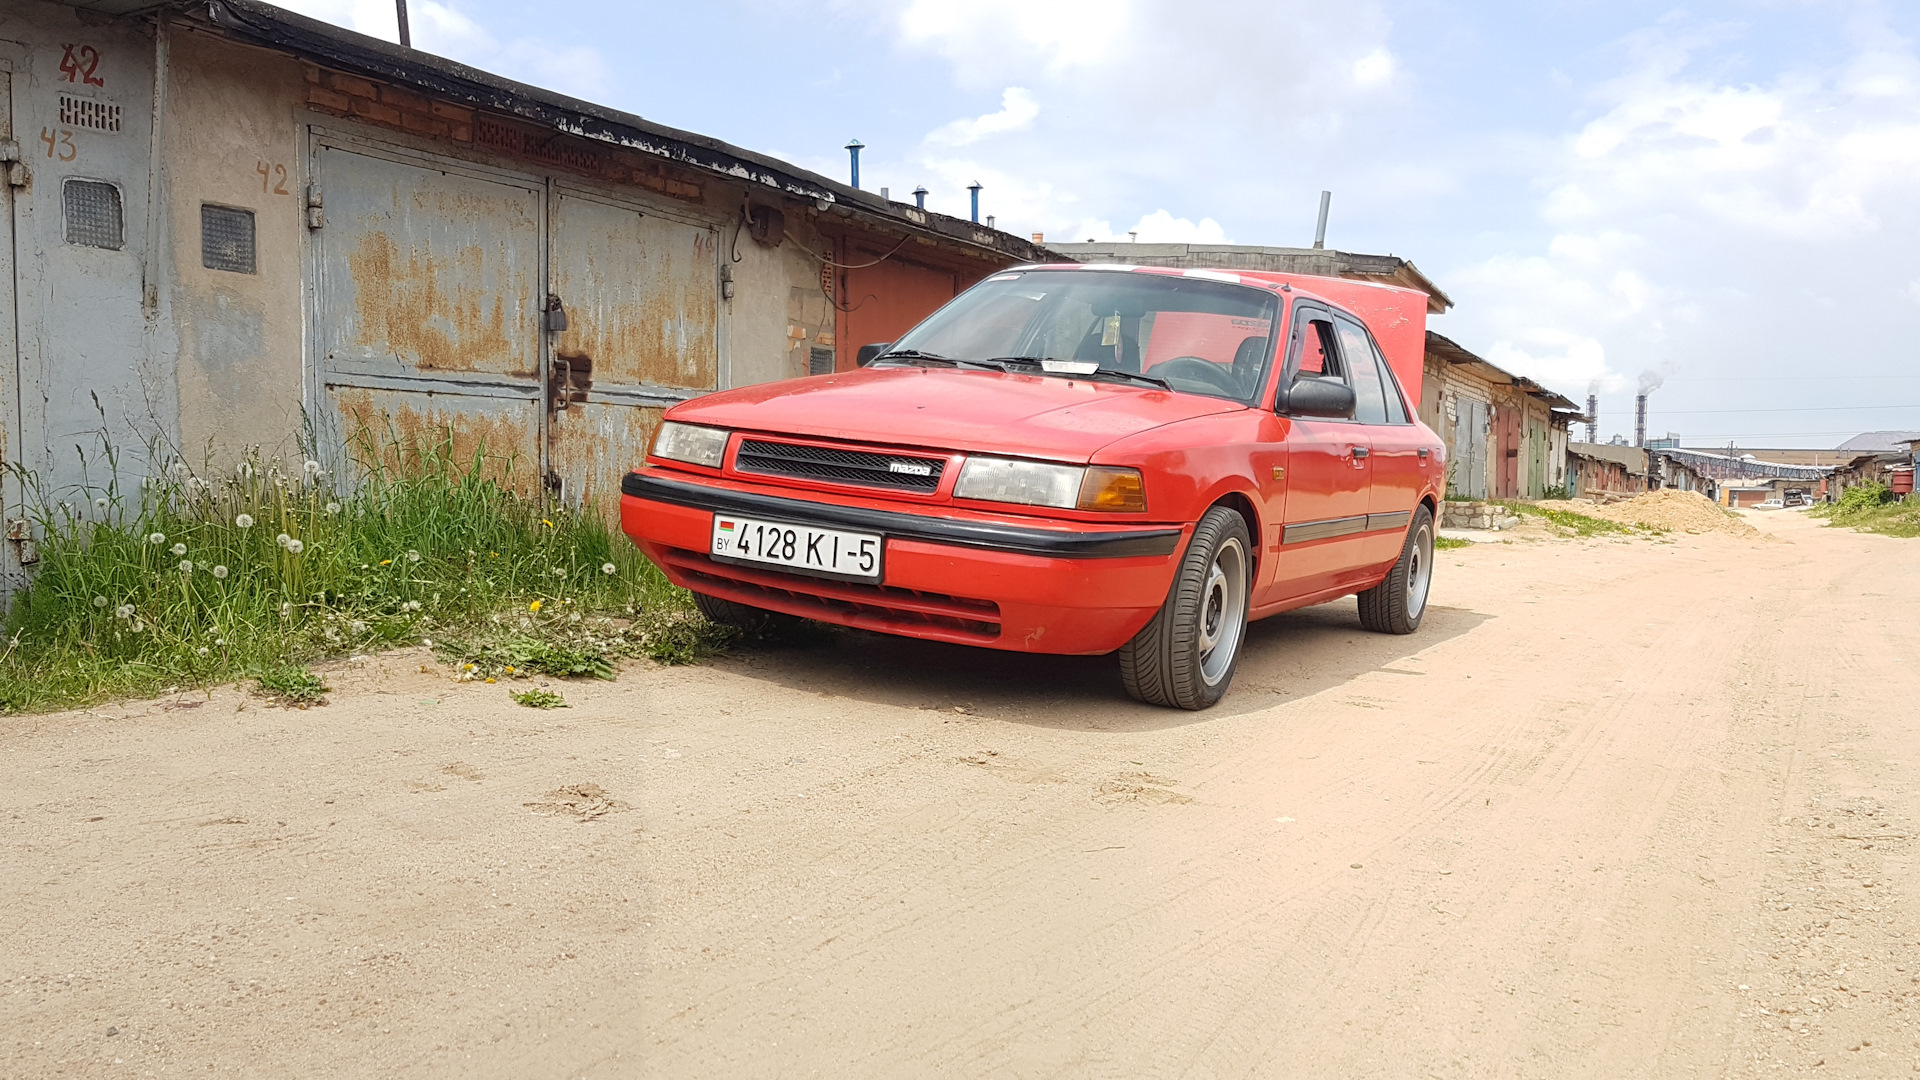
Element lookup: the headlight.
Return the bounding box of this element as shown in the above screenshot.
[955,457,1146,513]
[650,422,729,469]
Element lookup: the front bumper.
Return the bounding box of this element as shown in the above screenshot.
[620,469,1191,655]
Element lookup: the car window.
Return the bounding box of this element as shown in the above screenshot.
[887,270,1282,405]
[1291,315,1341,379]
[1335,317,1388,425]
[1374,348,1409,424]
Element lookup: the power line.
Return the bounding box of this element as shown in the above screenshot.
[1644,404,1920,415]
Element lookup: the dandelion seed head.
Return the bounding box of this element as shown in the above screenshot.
[196,647,209,657]
[214,637,225,646]
[147,532,166,545]
[406,550,421,563]
[93,497,109,510]
[553,567,566,578]
[234,514,254,529]
[286,539,304,555]
[280,602,293,617]
[170,542,187,557]
[92,596,108,608]
[276,533,291,548]
[601,562,617,575]
[304,459,324,478]
[178,560,193,574]
[325,501,341,515]
[115,604,134,619]
[212,565,228,579]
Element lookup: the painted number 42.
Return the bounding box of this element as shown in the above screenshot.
[59,44,104,87]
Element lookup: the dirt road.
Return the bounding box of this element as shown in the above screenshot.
[5,509,1919,1078]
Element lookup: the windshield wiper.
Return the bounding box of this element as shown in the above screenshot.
[982,355,1171,390]
[1086,367,1171,390]
[875,349,1009,372]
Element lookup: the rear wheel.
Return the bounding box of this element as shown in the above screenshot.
[691,591,802,638]
[1357,504,1434,635]
[1119,506,1251,710]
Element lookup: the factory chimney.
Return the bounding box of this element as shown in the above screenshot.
[1634,394,1648,448]
[1586,394,1598,444]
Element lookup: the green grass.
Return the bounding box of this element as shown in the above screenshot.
[1812,484,1920,538]
[1496,500,1640,537]
[510,687,568,709]
[0,434,729,715]
[1433,535,1471,550]
[253,663,329,706]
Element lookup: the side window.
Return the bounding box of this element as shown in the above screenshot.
[1290,314,1342,379]
[1335,317,1388,424]
[1374,347,1409,424]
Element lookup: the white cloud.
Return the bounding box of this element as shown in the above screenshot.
[926,88,1040,146]
[1351,49,1396,89]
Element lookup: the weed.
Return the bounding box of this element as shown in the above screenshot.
[0,432,715,714]
[254,664,328,706]
[1433,535,1472,550]
[510,687,568,709]
[1498,500,1639,537]
[1814,484,1920,538]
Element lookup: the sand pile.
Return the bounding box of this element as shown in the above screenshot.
[1536,489,1760,537]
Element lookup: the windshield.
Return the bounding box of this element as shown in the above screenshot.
[883,269,1282,405]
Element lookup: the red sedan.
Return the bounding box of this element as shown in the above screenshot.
[621,265,1445,709]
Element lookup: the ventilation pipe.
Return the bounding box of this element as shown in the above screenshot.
[1312,190,1332,249]
[967,181,982,223]
[1586,394,1598,444]
[1635,394,1648,448]
[844,139,864,189]
[912,186,927,209]
[395,0,411,47]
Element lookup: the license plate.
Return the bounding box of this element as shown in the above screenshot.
[710,515,882,581]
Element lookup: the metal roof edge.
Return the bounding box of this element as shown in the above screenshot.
[190,0,1054,264]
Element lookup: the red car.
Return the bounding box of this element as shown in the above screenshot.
[621,264,1445,709]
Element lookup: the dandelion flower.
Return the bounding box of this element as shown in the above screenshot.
[214,637,225,646]
[325,501,341,515]
[235,514,254,529]
[286,539,305,555]
[379,558,393,566]
[280,602,293,617]
[304,459,324,478]
[541,519,554,529]
[115,604,134,619]
[196,646,209,657]
[236,462,255,481]
[406,550,421,563]
[553,567,566,578]
[529,600,543,613]
[171,542,187,557]
[505,665,516,674]
[211,565,229,580]
[93,497,109,511]
[92,595,108,608]
[485,677,496,684]
[402,600,421,612]
[148,532,166,545]
[463,663,475,672]
[175,559,191,573]
[276,532,291,548]
[601,562,617,575]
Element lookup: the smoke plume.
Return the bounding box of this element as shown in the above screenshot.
[1637,368,1665,395]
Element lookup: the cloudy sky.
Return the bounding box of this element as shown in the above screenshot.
[280,0,1920,448]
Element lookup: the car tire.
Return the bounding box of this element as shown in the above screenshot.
[1119,506,1252,710]
[691,591,802,638]
[1357,504,1434,635]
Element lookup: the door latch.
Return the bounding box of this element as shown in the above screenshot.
[544,294,568,332]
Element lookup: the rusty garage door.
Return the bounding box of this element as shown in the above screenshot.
[308,132,718,508]
[546,186,716,507]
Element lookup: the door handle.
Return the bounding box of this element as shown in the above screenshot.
[1350,446,1370,459]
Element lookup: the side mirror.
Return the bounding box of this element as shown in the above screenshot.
[856,342,892,367]
[1279,376,1356,419]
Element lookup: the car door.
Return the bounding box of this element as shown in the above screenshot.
[1335,314,1426,566]
[1264,304,1375,604]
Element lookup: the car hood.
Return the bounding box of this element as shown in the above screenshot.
[667,366,1243,463]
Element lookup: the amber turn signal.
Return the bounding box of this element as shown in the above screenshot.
[1077,466,1146,512]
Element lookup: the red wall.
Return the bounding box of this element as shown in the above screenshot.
[835,243,986,371]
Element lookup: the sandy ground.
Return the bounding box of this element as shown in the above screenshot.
[5,509,1919,1079]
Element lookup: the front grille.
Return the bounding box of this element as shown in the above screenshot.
[663,548,1001,641]
[735,439,945,492]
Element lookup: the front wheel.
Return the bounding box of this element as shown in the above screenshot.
[690,591,803,638]
[1119,506,1252,710]
[1357,505,1434,635]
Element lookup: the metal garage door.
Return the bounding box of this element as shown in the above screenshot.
[545,186,716,507]
[310,137,545,479]
[1452,397,1488,499]
[309,134,718,508]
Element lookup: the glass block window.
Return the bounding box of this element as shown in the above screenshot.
[200,204,257,274]
[808,345,834,376]
[63,179,123,249]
